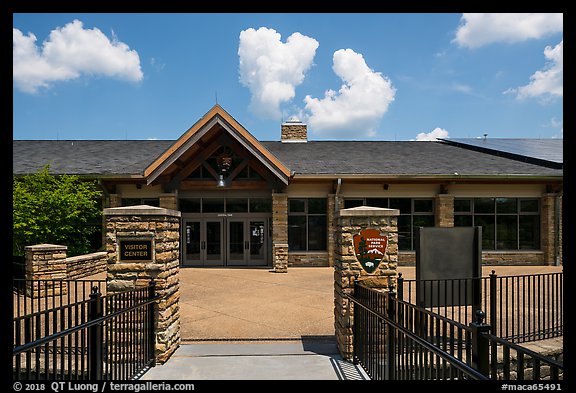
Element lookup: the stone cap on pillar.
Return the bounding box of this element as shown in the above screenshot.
[103,204,181,218]
[337,206,400,217]
[24,244,67,251]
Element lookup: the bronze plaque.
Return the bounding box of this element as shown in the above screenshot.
[119,239,153,261]
[353,229,388,273]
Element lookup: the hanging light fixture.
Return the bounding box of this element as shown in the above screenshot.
[216,149,233,188]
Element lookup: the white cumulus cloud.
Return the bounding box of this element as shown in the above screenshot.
[505,40,563,102]
[413,127,450,141]
[13,19,143,94]
[303,49,395,137]
[238,27,319,119]
[453,13,563,49]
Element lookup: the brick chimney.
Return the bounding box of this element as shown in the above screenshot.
[281,117,307,143]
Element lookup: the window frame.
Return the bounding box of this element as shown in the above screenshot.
[288,198,328,252]
[454,197,540,250]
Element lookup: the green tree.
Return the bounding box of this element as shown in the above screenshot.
[13,164,103,256]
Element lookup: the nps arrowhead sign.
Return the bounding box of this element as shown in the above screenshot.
[353,229,388,273]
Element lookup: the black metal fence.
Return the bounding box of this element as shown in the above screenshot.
[398,271,563,343]
[13,282,158,380]
[349,282,563,381]
[13,279,107,320]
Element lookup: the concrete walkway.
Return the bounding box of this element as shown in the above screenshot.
[141,340,367,380]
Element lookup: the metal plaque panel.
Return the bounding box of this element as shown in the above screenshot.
[415,227,481,308]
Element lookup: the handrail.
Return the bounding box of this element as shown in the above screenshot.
[13,294,161,356]
[348,291,488,380]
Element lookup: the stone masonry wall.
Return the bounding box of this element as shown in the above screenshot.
[25,244,68,297]
[66,251,107,280]
[334,206,399,360]
[104,205,181,363]
[272,192,288,272]
[288,252,329,267]
[281,123,307,141]
[435,194,454,228]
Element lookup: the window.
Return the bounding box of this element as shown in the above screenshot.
[288,198,327,251]
[342,198,435,251]
[454,198,540,250]
[122,198,159,207]
[178,198,272,213]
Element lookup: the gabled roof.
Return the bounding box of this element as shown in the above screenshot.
[143,105,290,185]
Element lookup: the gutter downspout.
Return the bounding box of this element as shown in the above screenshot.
[335,178,342,213]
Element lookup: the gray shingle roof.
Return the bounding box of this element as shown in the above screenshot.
[439,138,563,169]
[13,140,563,178]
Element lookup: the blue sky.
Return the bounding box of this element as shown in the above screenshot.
[13,13,563,142]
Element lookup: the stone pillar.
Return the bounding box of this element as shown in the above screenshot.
[334,206,399,360]
[108,194,122,208]
[541,193,559,265]
[24,244,68,297]
[435,194,454,228]
[159,193,178,210]
[104,205,181,363]
[272,192,288,272]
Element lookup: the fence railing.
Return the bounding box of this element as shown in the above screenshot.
[349,281,563,381]
[13,279,107,320]
[351,283,487,380]
[13,282,158,380]
[398,271,563,343]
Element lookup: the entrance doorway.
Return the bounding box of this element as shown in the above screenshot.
[182,214,270,266]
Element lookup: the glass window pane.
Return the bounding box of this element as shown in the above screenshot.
[497,215,518,250]
[414,199,434,213]
[454,215,473,227]
[520,199,539,213]
[496,198,517,214]
[203,198,225,213]
[226,198,248,213]
[397,215,412,251]
[454,199,472,213]
[344,199,364,209]
[308,216,327,251]
[122,198,140,207]
[289,199,306,213]
[475,215,495,250]
[288,216,306,251]
[179,198,201,213]
[308,198,327,214]
[390,198,411,214]
[519,215,540,250]
[366,198,388,208]
[474,198,495,214]
[250,198,272,213]
[141,198,159,207]
[413,215,434,249]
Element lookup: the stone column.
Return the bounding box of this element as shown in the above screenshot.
[159,193,178,210]
[334,206,399,360]
[272,192,288,272]
[541,193,559,265]
[24,244,68,297]
[104,205,181,363]
[435,194,454,228]
[108,194,122,208]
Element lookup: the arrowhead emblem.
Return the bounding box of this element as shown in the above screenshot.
[353,229,388,273]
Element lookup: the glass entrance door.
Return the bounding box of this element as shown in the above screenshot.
[183,218,224,266]
[248,220,266,266]
[227,220,247,265]
[182,215,268,266]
